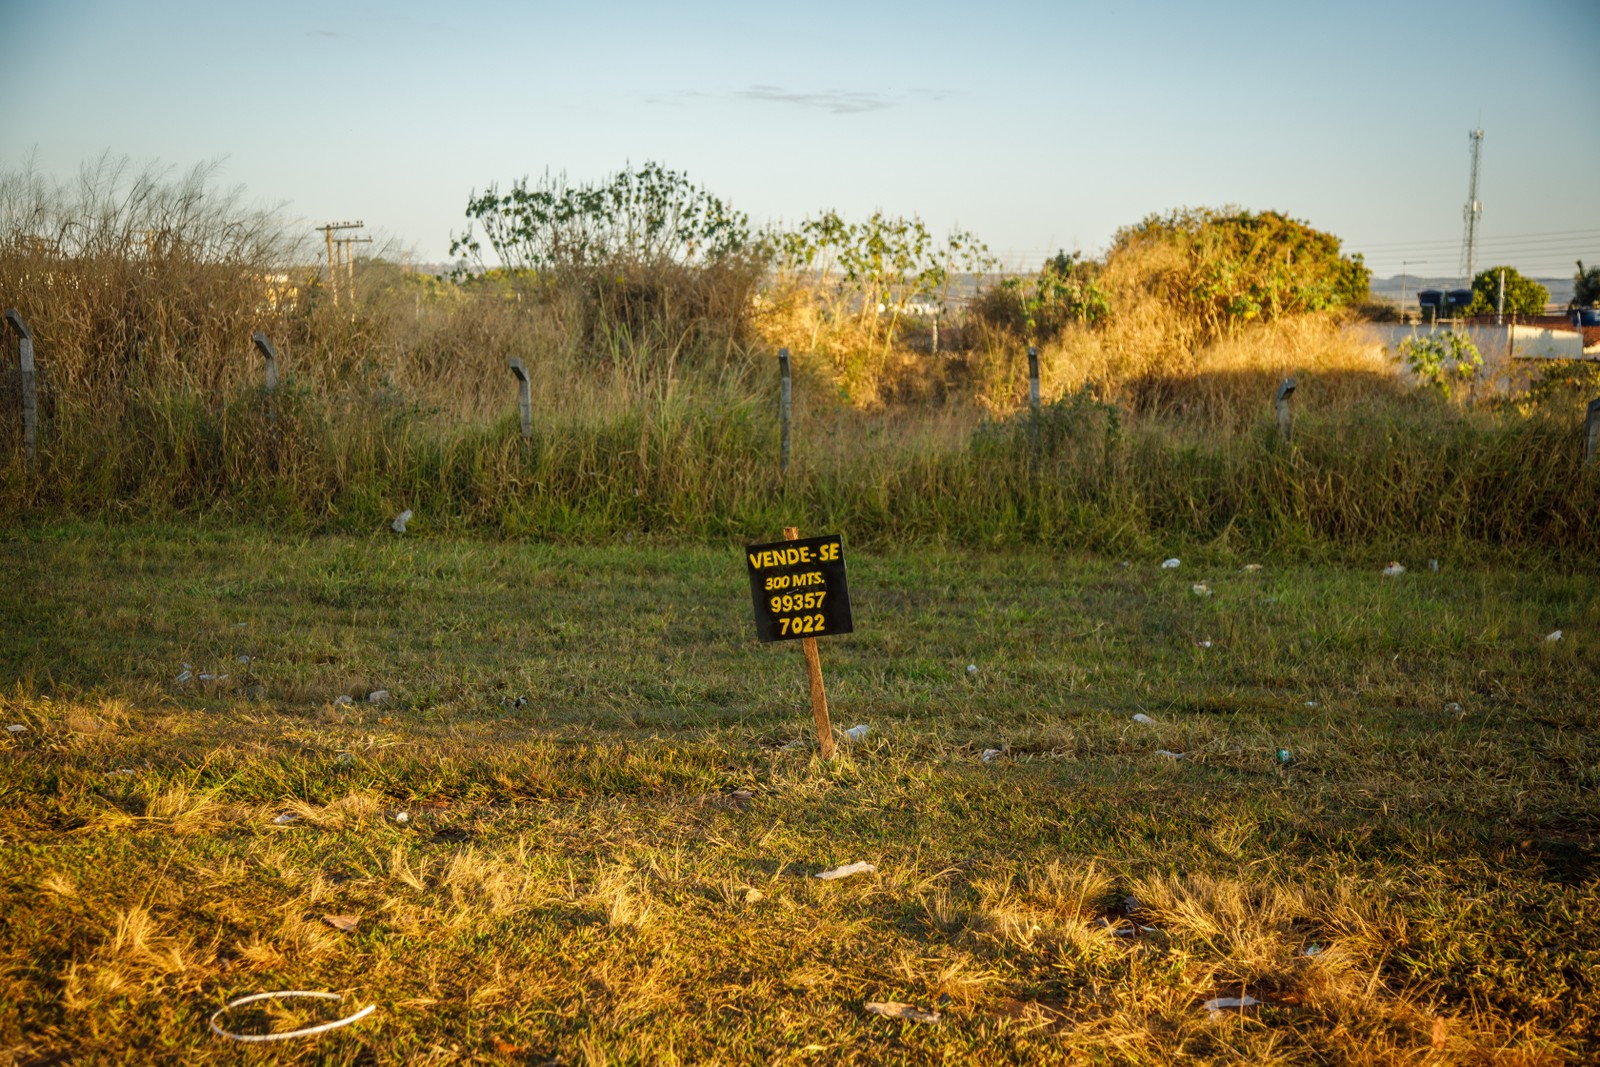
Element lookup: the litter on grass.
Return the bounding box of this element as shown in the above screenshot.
[1191,583,1212,597]
[1195,639,1214,648]
[237,655,252,664]
[271,813,298,826]
[1156,750,1185,760]
[108,768,136,777]
[865,1001,941,1024]
[966,664,978,677]
[336,752,354,765]
[744,888,765,904]
[367,690,389,704]
[1383,561,1406,578]
[1276,748,1293,765]
[390,509,412,534]
[1202,995,1260,1016]
[842,724,870,742]
[333,695,354,707]
[1161,558,1181,569]
[1132,713,1154,724]
[730,789,754,809]
[816,861,876,881]
[209,990,375,1043]
[1445,702,1465,717]
[176,665,192,684]
[1429,559,1440,572]
[981,748,1003,764]
[5,724,25,733]
[1546,630,1564,643]
[322,915,360,932]
[1301,943,1323,957]
[1304,700,1319,708]
[392,811,409,823]
[1241,563,1264,573]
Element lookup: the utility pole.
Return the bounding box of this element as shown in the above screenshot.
[315,220,364,306]
[1458,129,1483,287]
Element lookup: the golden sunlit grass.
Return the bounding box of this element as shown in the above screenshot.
[1,523,1595,1063]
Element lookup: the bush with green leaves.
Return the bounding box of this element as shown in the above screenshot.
[1107,208,1370,341]
[972,250,1111,341]
[1399,331,1482,399]
[1573,260,1600,309]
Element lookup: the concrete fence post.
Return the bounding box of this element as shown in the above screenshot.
[1027,346,1041,460]
[509,358,532,439]
[1586,398,1600,467]
[1276,378,1296,443]
[4,309,37,463]
[251,332,280,392]
[778,347,792,476]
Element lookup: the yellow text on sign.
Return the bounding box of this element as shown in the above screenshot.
[747,542,841,570]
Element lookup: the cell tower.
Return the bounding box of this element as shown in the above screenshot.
[1459,128,1484,285]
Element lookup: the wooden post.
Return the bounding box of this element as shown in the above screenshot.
[1276,377,1296,443]
[4,309,37,463]
[778,347,792,476]
[1586,398,1600,467]
[509,358,532,439]
[784,525,835,759]
[251,332,279,391]
[1027,345,1041,459]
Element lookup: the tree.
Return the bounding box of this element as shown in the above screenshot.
[1463,265,1548,317]
[1573,260,1600,309]
[1106,208,1369,341]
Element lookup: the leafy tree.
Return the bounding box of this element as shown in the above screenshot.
[1107,208,1369,341]
[1463,265,1548,317]
[1573,260,1600,309]
[774,210,993,347]
[450,162,751,276]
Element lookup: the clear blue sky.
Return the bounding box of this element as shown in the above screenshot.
[4,0,1597,278]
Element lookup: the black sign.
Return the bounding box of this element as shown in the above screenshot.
[745,535,854,643]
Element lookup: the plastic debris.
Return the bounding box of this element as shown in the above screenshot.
[1241,563,1264,573]
[1203,995,1260,1015]
[1195,639,1213,649]
[1191,583,1212,597]
[1382,561,1406,578]
[1118,560,1130,569]
[272,813,299,826]
[322,914,360,932]
[1444,701,1464,716]
[981,748,1003,764]
[730,789,754,809]
[1429,559,1440,572]
[108,768,136,777]
[390,509,412,534]
[966,664,978,677]
[5,724,25,733]
[333,695,354,707]
[865,1001,940,1024]
[1545,630,1563,643]
[237,655,253,664]
[1301,943,1322,957]
[1155,750,1185,760]
[209,990,376,1043]
[500,695,527,708]
[367,690,389,704]
[176,664,193,684]
[1132,713,1154,724]
[816,861,876,881]
[842,724,870,742]
[1276,748,1293,765]
[1161,558,1181,569]
[1304,700,1319,708]
[198,672,227,683]
[392,811,409,823]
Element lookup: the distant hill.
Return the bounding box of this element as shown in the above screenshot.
[1369,274,1574,308]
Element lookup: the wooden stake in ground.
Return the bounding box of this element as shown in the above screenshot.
[785,525,835,759]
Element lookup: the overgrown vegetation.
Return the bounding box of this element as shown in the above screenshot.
[1,159,1596,559]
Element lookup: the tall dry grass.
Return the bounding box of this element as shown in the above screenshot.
[2,160,1596,558]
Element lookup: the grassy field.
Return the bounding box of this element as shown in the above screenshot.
[1,522,1597,1064]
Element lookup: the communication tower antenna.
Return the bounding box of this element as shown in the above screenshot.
[1459,128,1483,285]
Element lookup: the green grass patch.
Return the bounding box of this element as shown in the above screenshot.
[1,523,1596,1063]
